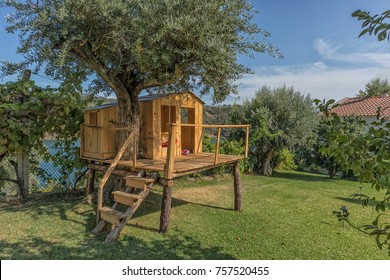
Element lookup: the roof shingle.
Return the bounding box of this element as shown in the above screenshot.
[330,96,390,118]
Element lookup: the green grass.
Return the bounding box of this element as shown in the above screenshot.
[0,171,389,260]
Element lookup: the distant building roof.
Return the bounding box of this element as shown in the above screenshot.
[85,92,204,111]
[331,96,390,118]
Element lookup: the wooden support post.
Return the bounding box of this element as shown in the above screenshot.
[84,168,95,204]
[15,69,32,199]
[233,161,242,211]
[164,124,176,180]
[16,152,29,198]
[214,127,221,165]
[245,126,249,159]
[160,184,173,233]
[132,133,137,171]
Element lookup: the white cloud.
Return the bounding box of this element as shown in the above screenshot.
[236,63,390,102]
[233,38,390,104]
[313,38,390,67]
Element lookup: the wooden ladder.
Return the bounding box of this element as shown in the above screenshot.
[92,174,158,243]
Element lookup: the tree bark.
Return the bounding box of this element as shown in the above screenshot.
[117,91,140,160]
[160,184,172,233]
[260,146,277,176]
[233,162,242,211]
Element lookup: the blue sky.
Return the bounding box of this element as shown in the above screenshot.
[233,0,390,103]
[1,0,390,104]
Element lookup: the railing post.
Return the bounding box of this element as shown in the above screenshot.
[214,127,221,165]
[132,132,137,171]
[164,124,176,180]
[245,125,249,158]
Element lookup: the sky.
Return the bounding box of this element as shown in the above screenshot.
[1,0,390,104]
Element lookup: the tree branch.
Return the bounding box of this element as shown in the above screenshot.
[134,64,184,93]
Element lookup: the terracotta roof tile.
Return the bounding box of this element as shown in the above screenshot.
[330,96,390,118]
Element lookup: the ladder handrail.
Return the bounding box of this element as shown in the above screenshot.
[96,129,136,224]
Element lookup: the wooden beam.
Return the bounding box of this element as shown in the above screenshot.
[132,133,137,171]
[233,162,242,211]
[88,163,138,177]
[177,124,249,128]
[163,124,176,180]
[245,126,249,159]
[214,127,221,165]
[96,129,135,225]
[160,184,173,233]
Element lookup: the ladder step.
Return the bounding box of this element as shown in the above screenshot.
[125,176,155,190]
[100,207,126,226]
[112,191,142,206]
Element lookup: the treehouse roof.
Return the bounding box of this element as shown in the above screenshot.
[85,92,204,111]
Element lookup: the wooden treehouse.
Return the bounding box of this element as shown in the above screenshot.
[80,92,249,242]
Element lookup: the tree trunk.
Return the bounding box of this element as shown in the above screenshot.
[117,92,140,160]
[84,168,95,205]
[233,162,242,211]
[328,165,337,179]
[260,146,277,176]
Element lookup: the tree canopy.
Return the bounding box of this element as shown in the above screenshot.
[1,0,280,107]
[234,85,317,175]
[358,78,390,98]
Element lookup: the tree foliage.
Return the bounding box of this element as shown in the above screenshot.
[358,78,390,98]
[234,85,317,175]
[299,100,366,179]
[317,99,390,255]
[352,9,390,41]
[0,79,86,197]
[1,0,281,152]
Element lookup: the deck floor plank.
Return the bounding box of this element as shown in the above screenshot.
[85,152,243,178]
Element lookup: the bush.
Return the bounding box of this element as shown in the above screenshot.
[274,148,297,171]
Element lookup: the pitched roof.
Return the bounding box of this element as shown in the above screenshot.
[85,91,204,111]
[330,96,390,118]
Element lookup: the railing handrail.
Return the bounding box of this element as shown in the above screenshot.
[95,129,136,224]
[168,123,249,129]
[163,123,249,180]
[80,124,131,131]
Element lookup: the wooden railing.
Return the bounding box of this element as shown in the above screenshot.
[80,124,138,171]
[163,123,249,180]
[82,127,136,225]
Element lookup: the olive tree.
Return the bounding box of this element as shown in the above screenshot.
[236,85,317,176]
[1,0,281,157]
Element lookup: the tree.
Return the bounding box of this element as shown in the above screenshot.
[235,85,317,176]
[317,100,390,255]
[1,0,281,158]
[297,108,366,179]
[358,78,390,97]
[0,79,85,197]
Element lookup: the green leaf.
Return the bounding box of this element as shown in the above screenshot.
[358,29,369,38]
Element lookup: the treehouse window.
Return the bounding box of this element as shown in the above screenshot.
[161,105,176,133]
[89,112,97,126]
[181,107,189,124]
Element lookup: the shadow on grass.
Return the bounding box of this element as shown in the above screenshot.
[0,230,235,260]
[271,171,336,183]
[0,186,237,259]
[335,196,390,208]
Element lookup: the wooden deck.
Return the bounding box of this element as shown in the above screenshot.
[88,152,243,178]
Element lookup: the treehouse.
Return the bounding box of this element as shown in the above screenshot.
[80,92,249,242]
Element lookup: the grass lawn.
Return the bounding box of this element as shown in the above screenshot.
[0,170,389,260]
